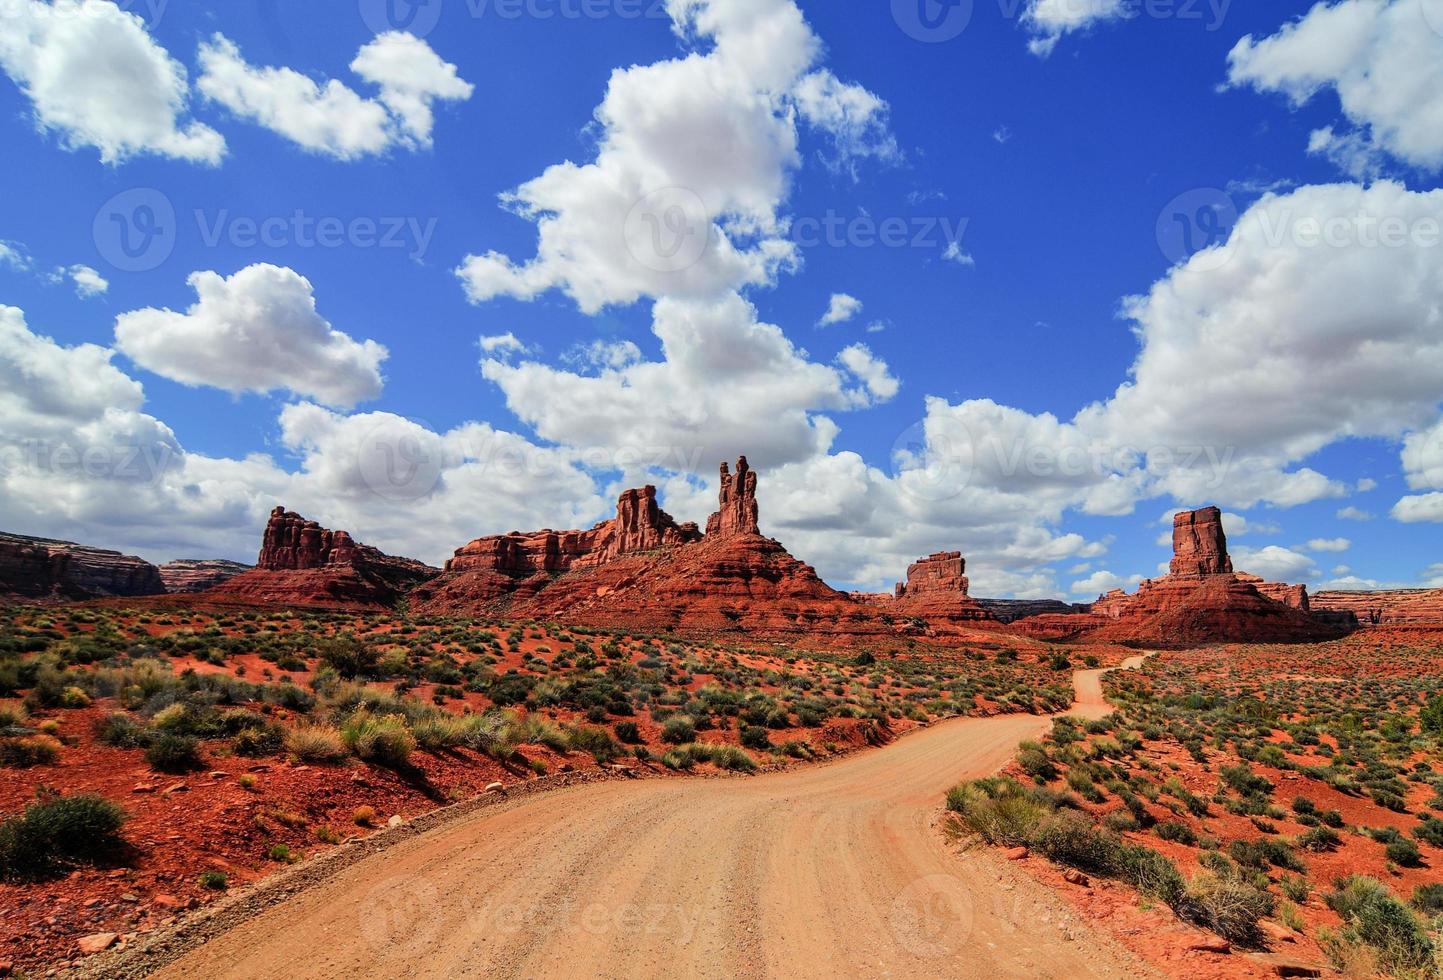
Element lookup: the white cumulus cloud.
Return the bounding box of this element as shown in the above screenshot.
[0,0,223,164]
[114,263,387,408]
[196,31,471,160]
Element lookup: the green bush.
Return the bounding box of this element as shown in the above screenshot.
[1384,837,1422,867]
[145,733,203,773]
[0,792,127,880]
[740,725,772,750]
[0,735,61,767]
[613,721,642,744]
[316,636,380,679]
[341,710,415,767]
[1412,883,1443,916]
[1181,872,1274,945]
[1325,876,1435,975]
[285,724,348,763]
[661,715,696,744]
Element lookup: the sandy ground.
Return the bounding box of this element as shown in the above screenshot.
[142,660,1154,980]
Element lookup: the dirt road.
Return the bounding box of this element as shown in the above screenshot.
[148,663,1153,980]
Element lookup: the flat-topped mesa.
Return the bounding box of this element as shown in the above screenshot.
[705,456,759,537]
[1170,506,1233,578]
[895,551,969,598]
[159,559,252,594]
[0,531,165,601]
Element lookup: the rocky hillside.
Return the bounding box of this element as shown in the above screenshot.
[0,532,165,601]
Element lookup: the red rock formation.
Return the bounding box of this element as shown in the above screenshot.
[0,531,165,601]
[158,559,252,594]
[421,486,704,607]
[412,460,993,641]
[1235,573,1310,611]
[886,551,994,629]
[1080,506,1336,647]
[896,552,969,598]
[974,598,1091,623]
[580,486,702,566]
[1006,507,1339,647]
[704,457,759,537]
[206,508,437,609]
[1170,506,1233,578]
[1311,589,1443,626]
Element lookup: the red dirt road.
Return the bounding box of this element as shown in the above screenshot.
[149,663,1153,979]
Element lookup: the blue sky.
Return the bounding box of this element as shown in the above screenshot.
[1,0,1441,598]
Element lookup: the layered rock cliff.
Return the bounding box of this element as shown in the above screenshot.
[412,458,963,640]
[1311,589,1443,626]
[0,532,165,601]
[205,508,437,608]
[158,559,252,594]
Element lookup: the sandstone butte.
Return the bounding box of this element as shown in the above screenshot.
[409,457,995,639]
[203,507,439,608]
[0,531,165,601]
[7,459,1443,646]
[1014,506,1342,647]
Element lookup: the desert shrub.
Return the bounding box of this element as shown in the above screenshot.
[231,722,285,757]
[1297,825,1341,852]
[1220,764,1273,796]
[0,701,27,729]
[1384,837,1422,867]
[1325,876,1435,976]
[316,636,379,679]
[740,725,772,750]
[1033,810,1123,873]
[199,870,228,890]
[1181,872,1274,945]
[92,714,151,751]
[0,792,127,880]
[1281,874,1311,904]
[1116,844,1187,908]
[145,733,203,773]
[661,715,696,745]
[1412,883,1443,916]
[1422,694,1443,735]
[0,735,61,767]
[286,724,348,763]
[1017,745,1057,783]
[564,725,621,764]
[946,778,1051,847]
[661,742,755,772]
[613,721,641,744]
[1155,821,1198,846]
[1412,816,1443,848]
[341,710,415,767]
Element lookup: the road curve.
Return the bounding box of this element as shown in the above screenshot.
[152,663,1154,980]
